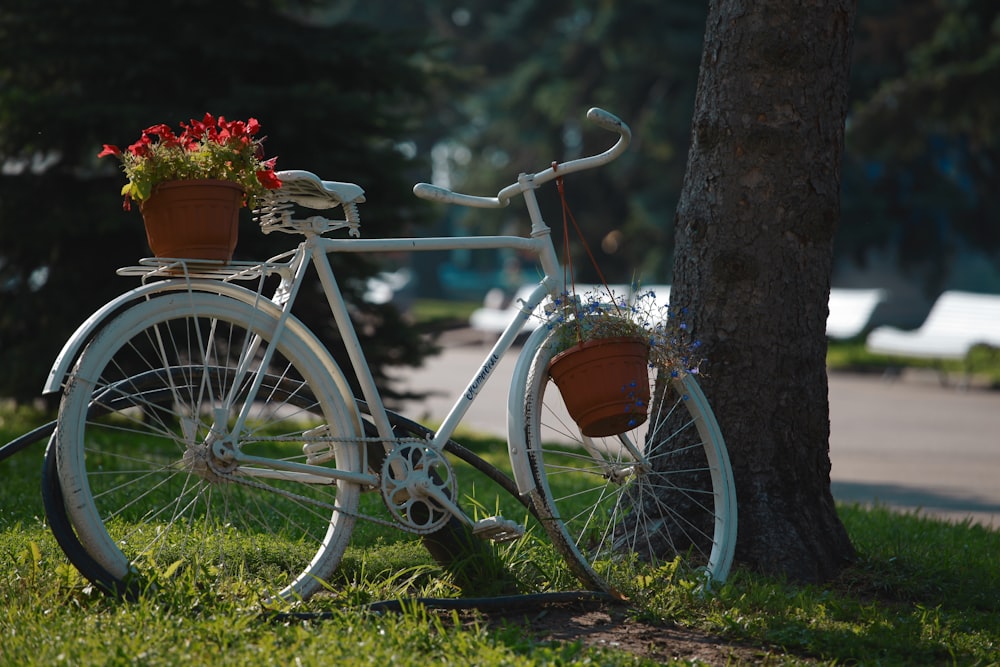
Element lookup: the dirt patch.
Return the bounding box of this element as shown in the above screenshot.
[283,595,789,663]
[460,600,784,665]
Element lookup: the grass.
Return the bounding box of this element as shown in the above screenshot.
[2,407,1000,665]
[827,338,1000,386]
[410,298,481,334]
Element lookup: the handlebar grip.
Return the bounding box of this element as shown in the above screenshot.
[413,183,508,209]
[413,183,451,202]
[587,107,630,140]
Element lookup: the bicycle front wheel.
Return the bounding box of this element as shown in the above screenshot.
[55,292,363,604]
[522,338,736,597]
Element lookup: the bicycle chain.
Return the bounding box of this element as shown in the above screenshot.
[240,434,426,447]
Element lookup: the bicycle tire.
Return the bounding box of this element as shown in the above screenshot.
[44,366,348,600]
[55,292,363,604]
[42,431,129,596]
[519,336,737,598]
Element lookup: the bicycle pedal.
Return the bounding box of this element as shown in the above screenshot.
[471,516,524,543]
[302,425,334,464]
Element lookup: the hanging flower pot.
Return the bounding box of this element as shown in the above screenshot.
[548,336,650,437]
[139,179,244,262]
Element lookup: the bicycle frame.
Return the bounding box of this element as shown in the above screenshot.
[46,107,630,503]
[305,174,562,455]
[40,108,739,601]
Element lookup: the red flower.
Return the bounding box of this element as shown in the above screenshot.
[257,168,282,190]
[181,113,215,142]
[97,144,121,158]
[127,135,153,158]
[151,124,185,150]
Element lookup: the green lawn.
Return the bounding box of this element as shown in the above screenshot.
[827,338,1000,386]
[2,398,998,665]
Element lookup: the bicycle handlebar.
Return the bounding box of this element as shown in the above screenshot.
[413,107,631,209]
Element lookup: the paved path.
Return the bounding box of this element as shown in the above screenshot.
[827,371,1000,528]
[391,331,1000,530]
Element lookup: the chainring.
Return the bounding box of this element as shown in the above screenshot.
[380,443,457,534]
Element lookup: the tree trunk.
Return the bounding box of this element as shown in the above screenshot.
[672,0,857,581]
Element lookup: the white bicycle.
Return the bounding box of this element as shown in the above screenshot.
[44,108,736,604]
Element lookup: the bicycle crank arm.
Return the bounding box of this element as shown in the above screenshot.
[415,484,474,528]
[410,483,524,541]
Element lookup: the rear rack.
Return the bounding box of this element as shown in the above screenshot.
[116,254,297,285]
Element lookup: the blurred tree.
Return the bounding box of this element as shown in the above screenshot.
[673,0,857,580]
[841,0,1000,294]
[445,1,708,285]
[329,0,1000,297]
[0,0,441,404]
[318,1,706,286]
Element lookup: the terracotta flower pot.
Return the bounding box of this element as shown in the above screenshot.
[139,179,244,262]
[547,336,650,437]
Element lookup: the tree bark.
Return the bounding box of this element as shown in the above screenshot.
[672,0,858,581]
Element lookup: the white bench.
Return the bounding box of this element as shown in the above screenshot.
[471,284,885,340]
[866,290,1000,360]
[468,285,541,336]
[826,288,885,339]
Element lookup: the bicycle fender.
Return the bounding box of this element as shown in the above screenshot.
[47,282,171,394]
[505,324,553,496]
[43,281,329,397]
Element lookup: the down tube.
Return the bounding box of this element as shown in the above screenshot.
[429,282,552,451]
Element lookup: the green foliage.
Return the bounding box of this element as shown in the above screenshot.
[338,0,1000,298]
[851,0,1000,157]
[442,1,707,285]
[5,0,997,405]
[337,0,1000,299]
[842,0,1000,293]
[321,1,707,285]
[0,0,438,404]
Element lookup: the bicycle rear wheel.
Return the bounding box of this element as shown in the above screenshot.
[55,292,362,604]
[521,337,736,598]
